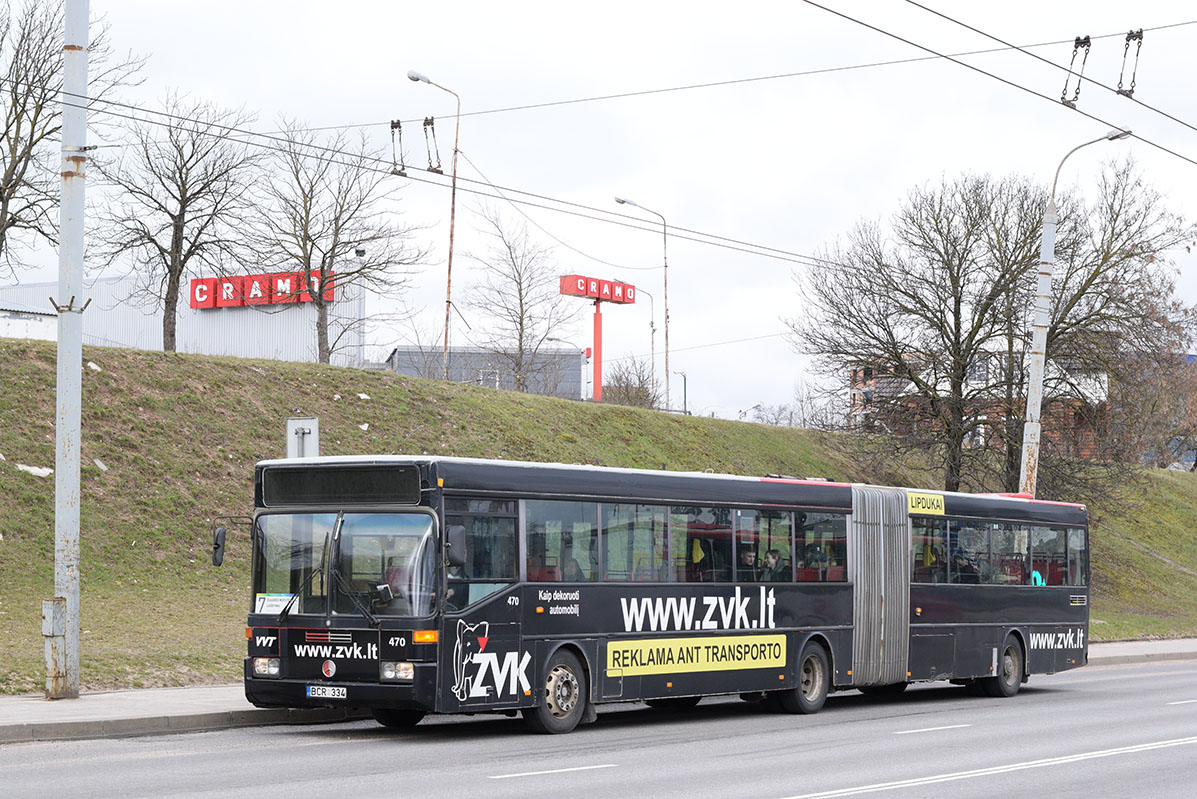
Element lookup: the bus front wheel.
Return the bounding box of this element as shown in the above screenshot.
[775,641,829,714]
[983,638,1024,698]
[371,707,427,728]
[523,649,588,734]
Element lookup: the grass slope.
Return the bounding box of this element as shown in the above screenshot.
[0,338,1193,694]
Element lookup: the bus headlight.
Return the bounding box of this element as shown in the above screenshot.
[380,661,414,682]
[253,657,281,677]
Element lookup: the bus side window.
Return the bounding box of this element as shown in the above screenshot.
[603,503,667,582]
[991,523,1028,585]
[525,500,599,582]
[673,506,732,582]
[1067,528,1087,586]
[443,498,517,581]
[948,520,988,584]
[912,516,947,583]
[1030,526,1067,586]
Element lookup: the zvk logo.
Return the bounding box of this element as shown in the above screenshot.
[450,620,531,701]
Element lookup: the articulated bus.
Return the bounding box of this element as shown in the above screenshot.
[214,455,1089,734]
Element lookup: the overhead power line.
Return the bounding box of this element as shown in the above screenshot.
[25,10,1197,273]
[247,20,1197,135]
[456,150,659,272]
[606,332,788,366]
[54,96,836,269]
[800,0,1197,171]
[9,17,1196,141]
[900,1,1197,141]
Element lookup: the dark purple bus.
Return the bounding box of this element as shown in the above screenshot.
[215,455,1088,734]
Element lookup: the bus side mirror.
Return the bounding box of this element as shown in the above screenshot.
[212,527,227,567]
[446,525,466,569]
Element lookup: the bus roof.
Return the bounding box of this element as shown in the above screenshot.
[255,455,1087,525]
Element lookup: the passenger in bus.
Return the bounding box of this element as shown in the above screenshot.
[951,550,981,584]
[562,557,584,582]
[762,549,786,581]
[738,545,759,581]
[803,543,827,568]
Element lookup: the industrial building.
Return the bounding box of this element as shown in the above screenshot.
[0,273,366,367]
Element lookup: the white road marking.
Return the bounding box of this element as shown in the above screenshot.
[489,764,617,780]
[779,736,1197,798]
[893,724,971,735]
[1167,699,1197,705]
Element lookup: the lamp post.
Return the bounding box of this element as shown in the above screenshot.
[615,196,670,410]
[408,69,461,381]
[1018,128,1131,497]
[674,370,687,415]
[637,286,657,399]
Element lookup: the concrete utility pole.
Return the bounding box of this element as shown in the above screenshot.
[44,0,90,699]
[1018,128,1130,497]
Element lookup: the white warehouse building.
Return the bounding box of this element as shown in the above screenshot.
[0,272,367,367]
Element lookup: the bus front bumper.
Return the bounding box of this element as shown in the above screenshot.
[244,660,437,711]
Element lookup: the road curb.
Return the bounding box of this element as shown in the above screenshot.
[1088,651,1197,667]
[0,707,371,745]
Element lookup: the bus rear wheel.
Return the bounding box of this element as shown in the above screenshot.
[371,707,427,728]
[982,638,1024,698]
[523,649,588,734]
[775,641,829,714]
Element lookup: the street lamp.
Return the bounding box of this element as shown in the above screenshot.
[1018,128,1131,497]
[674,370,687,415]
[636,286,657,398]
[615,196,670,409]
[408,69,461,382]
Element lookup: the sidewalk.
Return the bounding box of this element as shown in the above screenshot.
[0,684,368,745]
[2,639,1194,745]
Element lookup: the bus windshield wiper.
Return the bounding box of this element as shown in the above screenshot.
[330,562,379,627]
[276,531,330,625]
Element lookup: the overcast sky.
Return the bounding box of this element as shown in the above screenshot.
[19,1,1197,419]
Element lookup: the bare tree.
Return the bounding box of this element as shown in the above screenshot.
[789,164,1191,500]
[1106,344,1197,470]
[790,378,842,430]
[0,0,142,273]
[1029,162,1192,498]
[604,357,662,409]
[91,94,260,351]
[256,122,424,364]
[386,312,444,379]
[462,206,580,392]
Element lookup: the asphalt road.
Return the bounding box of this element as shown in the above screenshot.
[3,661,1195,798]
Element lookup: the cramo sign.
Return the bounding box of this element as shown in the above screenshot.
[189,271,335,309]
[559,274,635,304]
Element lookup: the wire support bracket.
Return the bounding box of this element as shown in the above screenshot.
[1060,35,1092,108]
[1116,29,1144,98]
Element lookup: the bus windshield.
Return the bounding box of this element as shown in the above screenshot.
[255,511,437,619]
